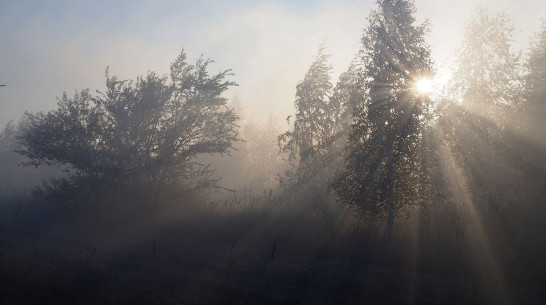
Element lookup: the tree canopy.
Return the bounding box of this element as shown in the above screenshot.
[438,8,526,214]
[278,45,333,189]
[17,50,239,203]
[335,0,435,234]
[448,6,522,133]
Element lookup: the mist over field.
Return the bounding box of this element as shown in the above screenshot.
[1,1,546,304]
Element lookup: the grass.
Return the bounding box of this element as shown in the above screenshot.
[0,189,545,304]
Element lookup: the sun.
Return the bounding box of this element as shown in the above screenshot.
[415,78,433,95]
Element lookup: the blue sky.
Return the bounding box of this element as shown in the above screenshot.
[1,0,545,126]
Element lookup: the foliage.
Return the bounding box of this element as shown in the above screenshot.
[328,60,362,136]
[335,0,436,233]
[278,45,334,189]
[440,7,525,213]
[0,121,17,151]
[0,119,64,197]
[16,50,239,203]
[0,121,21,195]
[525,20,546,122]
[326,60,364,170]
[448,6,522,131]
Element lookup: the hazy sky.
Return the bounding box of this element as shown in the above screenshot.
[1,0,544,127]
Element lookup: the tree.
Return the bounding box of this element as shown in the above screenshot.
[440,7,524,213]
[524,20,546,127]
[242,115,285,189]
[448,6,522,134]
[512,20,546,205]
[326,60,364,171]
[202,112,286,191]
[17,50,239,203]
[0,121,22,196]
[335,0,435,237]
[278,45,333,189]
[0,119,64,197]
[328,60,362,137]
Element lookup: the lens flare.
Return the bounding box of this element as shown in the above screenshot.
[415,78,433,95]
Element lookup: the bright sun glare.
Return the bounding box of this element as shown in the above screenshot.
[415,78,433,95]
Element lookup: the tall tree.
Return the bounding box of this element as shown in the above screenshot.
[327,60,363,162]
[278,45,333,189]
[448,7,522,133]
[335,0,434,236]
[17,50,239,203]
[440,7,524,212]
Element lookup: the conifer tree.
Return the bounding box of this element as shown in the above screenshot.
[278,46,333,189]
[335,0,434,236]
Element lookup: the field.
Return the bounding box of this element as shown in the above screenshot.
[1,192,544,305]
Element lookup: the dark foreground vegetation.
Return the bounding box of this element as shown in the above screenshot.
[1,193,546,305]
[2,0,546,304]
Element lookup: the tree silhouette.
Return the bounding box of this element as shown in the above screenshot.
[325,60,363,174]
[335,0,434,237]
[17,50,239,203]
[278,45,333,189]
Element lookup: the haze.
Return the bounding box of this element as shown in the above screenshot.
[1,0,544,126]
[2,1,546,304]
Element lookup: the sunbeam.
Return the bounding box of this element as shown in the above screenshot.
[1,1,546,304]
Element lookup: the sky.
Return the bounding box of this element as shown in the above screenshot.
[1,0,545,127]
